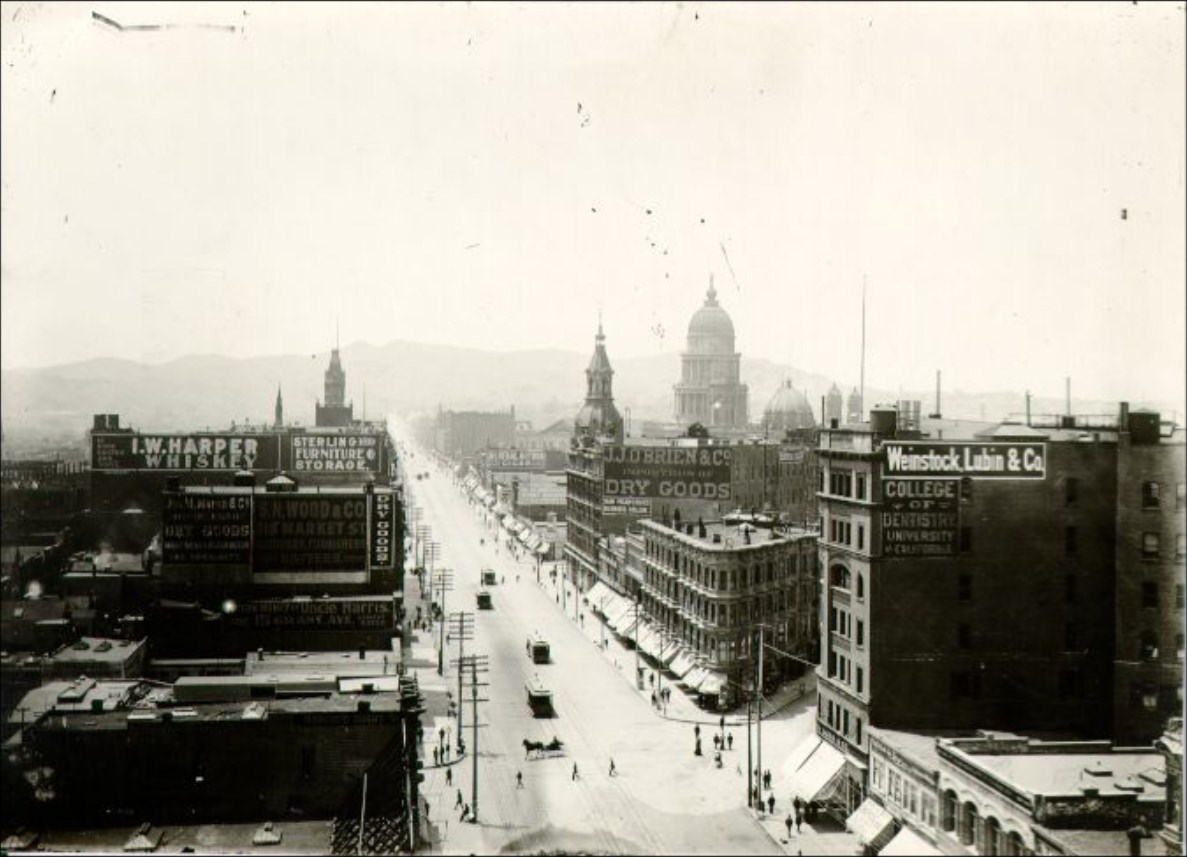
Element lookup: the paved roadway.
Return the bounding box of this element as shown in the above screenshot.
[401,440,783,856]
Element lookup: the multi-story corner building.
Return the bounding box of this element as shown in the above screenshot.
[816,407,1134,819]
[672,281,749,431]
[631,517,817,709]
[1114,407,1186,744]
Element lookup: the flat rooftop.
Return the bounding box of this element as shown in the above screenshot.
[641,519,815,552]
[940,738,1166,800]
[49,636,144,666]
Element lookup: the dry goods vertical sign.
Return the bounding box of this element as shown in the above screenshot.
[881,479,959,558]
[369,491,395,569]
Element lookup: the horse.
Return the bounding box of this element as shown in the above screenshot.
[523,738,545,758]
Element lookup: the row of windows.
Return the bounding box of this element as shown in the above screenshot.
[1137,630,1184,662]
[821,696,864,746]
[1140,581,1186,608]
[1129,681,1182,713]
[1140,532,1187,560]
[870,758,937,830]
[1140,480,1187,510]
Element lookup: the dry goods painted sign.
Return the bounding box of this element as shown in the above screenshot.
[162,494,252,565]
[882,442,1046,480]
[602,445,732,500]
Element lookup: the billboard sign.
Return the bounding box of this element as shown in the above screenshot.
[91,432,282,472]
[291,432,381,473]
[231,598,394,630]
[161,494,252,565]
[483,449,547,471]
[369,491,395,569]
[881,478,959,558]
[602,445,732,501]
[882,442,1046,480]
[252,495,368,572]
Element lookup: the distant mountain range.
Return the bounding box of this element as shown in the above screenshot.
[0,340,1177,450]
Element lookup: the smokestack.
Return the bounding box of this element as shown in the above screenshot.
[1025,391,1032,426]
[1066,377,1071,417]
[931,370,942,419]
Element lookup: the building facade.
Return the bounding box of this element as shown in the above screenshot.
[636,518,818,709]
[434,407,517,459]
[1113,408,1186,745]
[672,282,749,431]
[816,408,1131,819]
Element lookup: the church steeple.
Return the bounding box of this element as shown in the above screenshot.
[574,318,624,444]
[274,385,284,428]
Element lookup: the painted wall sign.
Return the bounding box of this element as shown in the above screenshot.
[881,478,960,558]
[602,445,732,500]
[882,442,1046,480]
[92,432,282,471]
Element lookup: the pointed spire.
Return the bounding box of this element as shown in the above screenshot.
[597,307,604,341]
[706,274,718,305]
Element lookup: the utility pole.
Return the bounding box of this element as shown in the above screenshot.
[451,653,489,822]
[432,568,453,676]
[757,623,764,812]
[448,612,474,753]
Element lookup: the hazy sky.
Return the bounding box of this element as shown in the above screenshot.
[2,1,1184,406]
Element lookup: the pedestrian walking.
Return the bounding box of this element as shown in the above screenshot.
[727,731,733,750]
[445,766,452,786]
[455,789,463,809]
[694,724,701,739]
[713,734,720,750]
[424,799,429,820]
[572,762,579,781]
[460,803,470,822]
[445,740,451,759]
[439,727,445,744]
[795,810,802,832]
[785,814,793,838]
[768,793,776,815]
[695,737,702,756]
[433,746,440,766]
[516,771,524,789]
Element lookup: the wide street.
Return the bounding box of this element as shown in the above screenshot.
[399,437,819,856]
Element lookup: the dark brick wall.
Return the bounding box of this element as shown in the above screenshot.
[870,441,1117,736]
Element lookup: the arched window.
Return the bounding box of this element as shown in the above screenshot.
[959,801,978,846]
[1004,830,1025,856]
[984,817,1002,856]
[830,565,850,589]
[940,788,958,833]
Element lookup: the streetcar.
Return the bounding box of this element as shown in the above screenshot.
[526,676,554,717]
[476,590,493,610]
[527,634,550,664]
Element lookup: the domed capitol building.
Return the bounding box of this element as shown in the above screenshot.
[672,281,750,430]
[761,379,817,436]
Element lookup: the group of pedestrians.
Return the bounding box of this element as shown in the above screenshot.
[783,796,809,839]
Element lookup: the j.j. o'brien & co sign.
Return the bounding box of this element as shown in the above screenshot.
[882,442,1046,480]
[602,445,732,500]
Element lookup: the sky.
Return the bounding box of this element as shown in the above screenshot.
[2,1,1184,407]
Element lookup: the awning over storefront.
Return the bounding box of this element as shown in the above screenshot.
[636,624,663,658]
[525,535,543,551]
[847,799,897,851]
[518,528,533,545]
[786,738,847,804]
[880,827,942,857]
[501,514,516,528]
[669,650,696,678]
[683,665,709,689]
[586,582,609,606]
[657,639,681,665]
[696,671,727,696]
[606,601,635,631]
